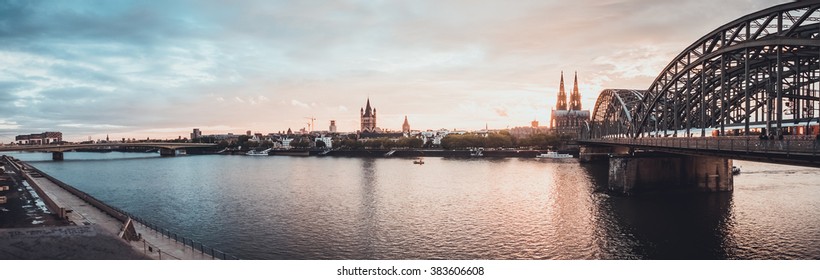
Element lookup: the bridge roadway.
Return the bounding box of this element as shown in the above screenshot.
[580,136,820,168]
[0,142,216,152]
[0,142,216,160]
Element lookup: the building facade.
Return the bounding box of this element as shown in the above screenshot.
[191,128,202,140]
[550,72,590,137]
[15,132,63,145]
[360,98,377,133]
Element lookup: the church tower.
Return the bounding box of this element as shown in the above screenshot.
[556,71,568,110]
[360,98,377,133]
[570,71,582,111]
[402,116,410,133]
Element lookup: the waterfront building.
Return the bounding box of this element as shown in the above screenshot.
[281,138,294,149]
[15,132,62,145]
[360,98,378,133]
[315,135,333,149]
[550,72,590,138]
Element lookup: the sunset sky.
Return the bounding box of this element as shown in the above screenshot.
[0,0,791,142]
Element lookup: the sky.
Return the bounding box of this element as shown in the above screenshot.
[0,0,793,142]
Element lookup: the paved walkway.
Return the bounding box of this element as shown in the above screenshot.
[24,168,216,260]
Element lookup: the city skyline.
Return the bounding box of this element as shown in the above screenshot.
[0,0,791,142]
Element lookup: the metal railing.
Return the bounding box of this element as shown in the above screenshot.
[130,215,239,260]
[13,158,240,260]
[585,136,820,157]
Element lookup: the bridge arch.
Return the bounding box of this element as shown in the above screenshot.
[589,89,647,138]
[592,1,820,139]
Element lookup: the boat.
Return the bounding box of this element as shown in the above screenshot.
[246,148,272,156]
[413,158,425,165]
[535,151,573,159]
[732,166,741,175]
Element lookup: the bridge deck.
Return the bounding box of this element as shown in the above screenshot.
[581,136,820,167]
[0,142,216,153]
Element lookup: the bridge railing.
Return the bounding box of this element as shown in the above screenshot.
[586,136,820,156]
[18,160,240,260]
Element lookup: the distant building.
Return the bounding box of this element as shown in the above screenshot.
[329,120,337,133]
[550,72,590,137]
[15,132,62,145]
[315,135,332,149]
[360,98,377,133]
[281,138,294,149]
[510,120,550,138]
[402,116,410,133]
[191,128,202,140]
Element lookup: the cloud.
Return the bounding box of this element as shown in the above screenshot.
[0,119,21,130]
[291,99,309,108]
[0,0,795,141]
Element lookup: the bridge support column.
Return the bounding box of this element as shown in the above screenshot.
[159,148,176,157]
[52,152,64,161]
[608,154,732,195]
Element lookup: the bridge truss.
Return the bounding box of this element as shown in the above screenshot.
[590,1,820,139]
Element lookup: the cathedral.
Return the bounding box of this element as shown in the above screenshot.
[550,72,590,137]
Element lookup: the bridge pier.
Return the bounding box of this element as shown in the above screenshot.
[608,154,732,195]
[52,152,64,161]
[159,148,176,157]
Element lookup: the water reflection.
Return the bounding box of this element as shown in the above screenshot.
[578,162,737,259]
[10,153,819,259]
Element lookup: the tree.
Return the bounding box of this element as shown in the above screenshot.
[290,137,311,149]
[316,140,327,149]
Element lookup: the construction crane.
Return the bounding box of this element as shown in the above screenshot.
[304,117,316,132]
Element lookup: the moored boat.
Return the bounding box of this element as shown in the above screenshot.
[246,148,272,156]
[535,151,573,159]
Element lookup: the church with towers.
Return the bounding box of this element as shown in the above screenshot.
[550,71,590,138]
[360,98,378,133]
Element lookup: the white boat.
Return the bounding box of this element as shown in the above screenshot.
[536,151,573,159]
[246,148,271,156]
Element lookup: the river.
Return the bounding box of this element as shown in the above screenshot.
[4,151,819,259]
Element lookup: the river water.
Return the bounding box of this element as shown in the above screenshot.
[4,152,820,259]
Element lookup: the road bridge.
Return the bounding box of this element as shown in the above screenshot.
[0,142,216,160]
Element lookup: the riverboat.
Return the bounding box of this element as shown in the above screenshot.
[535,151,573,159]
[246,148,272,156]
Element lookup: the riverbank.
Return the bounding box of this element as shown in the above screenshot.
[0,155,232,260]
[266,148,580,158]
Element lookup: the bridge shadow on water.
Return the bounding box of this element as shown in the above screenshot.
[579,163,737,259]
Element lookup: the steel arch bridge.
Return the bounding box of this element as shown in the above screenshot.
[589,0,820,139]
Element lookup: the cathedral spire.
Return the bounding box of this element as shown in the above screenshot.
[556,71,568,110]
[570,71,582,111]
